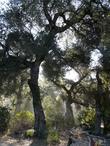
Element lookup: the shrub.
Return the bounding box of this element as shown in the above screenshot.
[46,113,65,130]
[78,107,95,131]
[43,96,65,129]
[25,129,35,138]
[11,111,34,134]
[0,106,10,133]
[47,129,60,144]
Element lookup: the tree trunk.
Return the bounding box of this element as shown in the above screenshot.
[95,100,102,135]
[65,100,74,119]
[65,97,74,127]
[95,70,103,135]
[15,96,22,113]
[28,62,46,138]
[15,77,23,113]
[102,93,110,135]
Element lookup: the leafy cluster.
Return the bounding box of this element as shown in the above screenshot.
[78,107,95,131]
[11,111,34,134]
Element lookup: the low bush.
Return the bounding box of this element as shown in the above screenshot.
[0,106,10,133]
[47,129,60,144]
[78,107,95,131]
[43,96,66,130]
[10,111,34,134]
[46,114,65,130]
[25,129,35,138]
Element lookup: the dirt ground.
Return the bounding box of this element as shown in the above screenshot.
[0,136,68,146]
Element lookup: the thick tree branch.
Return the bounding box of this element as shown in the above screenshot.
[71,98,92,107]
[43,0,89,33]
[52,79,69,94]
[0,42,5,49]
[51,77,94,107]
[55,10,86,33]
[70,72,88,92]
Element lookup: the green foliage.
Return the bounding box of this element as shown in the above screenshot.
[43,50,65,81]
[78,107,95,130]
[103,107,110,132]
[64,46,88,65]
[43,96,65,129]
[0,106,10,133]
[47,129,60,144]
[10,111,34,134]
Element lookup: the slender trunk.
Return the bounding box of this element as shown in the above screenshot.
[15,97,22,113]
[65,100,74,120]
[65,96,74,127]
[95,70,102,135]
[95,100,101,135]
[15,77,23,113]
[28,62,46,138]
[103,114,107,135]
[103,92,110,135]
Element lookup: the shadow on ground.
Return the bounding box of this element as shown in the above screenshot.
[29,138,48,146]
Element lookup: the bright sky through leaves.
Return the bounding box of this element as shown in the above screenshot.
[0,0,102,82]
[0,0,9,10]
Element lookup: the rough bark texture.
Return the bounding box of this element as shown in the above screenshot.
[28,62,46,138]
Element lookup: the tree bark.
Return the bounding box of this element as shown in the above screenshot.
[95,100,102,135]
[65,100,74,120]
[64,95,74,127]
[15,77,23,113]
[28,62,46,138]
[95,70,102,135]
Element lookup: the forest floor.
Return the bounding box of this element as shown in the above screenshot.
[0,132,68,146]
[1,132,110,146]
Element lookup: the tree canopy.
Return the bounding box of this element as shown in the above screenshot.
[0,0,110,138]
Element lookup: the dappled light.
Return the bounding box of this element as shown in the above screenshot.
[0,0,110,146]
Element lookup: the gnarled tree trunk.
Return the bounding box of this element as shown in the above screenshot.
[28,61,46,138]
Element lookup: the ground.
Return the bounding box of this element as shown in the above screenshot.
[0,135,68,146]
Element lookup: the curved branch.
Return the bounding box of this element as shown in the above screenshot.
[70,72,89,92]
[52,79,69,94]
[0,42,5,49]
[71,98,93,107]
[54,11,86,33]
[43,0,53,25]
